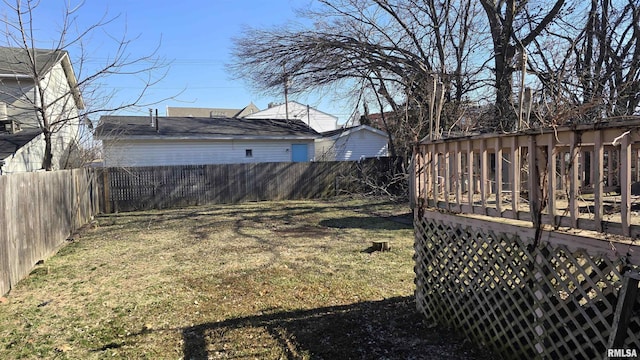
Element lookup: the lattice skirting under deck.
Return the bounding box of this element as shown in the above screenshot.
[414,210,640,359]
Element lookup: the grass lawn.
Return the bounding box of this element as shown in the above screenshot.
[0,197,491,359]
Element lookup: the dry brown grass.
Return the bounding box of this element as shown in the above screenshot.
[0,197,491,359]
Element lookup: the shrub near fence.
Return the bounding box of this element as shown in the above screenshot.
[0,169,99,296]
[100,159,397,213]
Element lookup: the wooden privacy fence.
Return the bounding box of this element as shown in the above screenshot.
[99,159,395,212]
[413,119,640,359]
[0,169,100,296]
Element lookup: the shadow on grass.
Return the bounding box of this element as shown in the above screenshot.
[319,215,412,230]
[180,296,492,360]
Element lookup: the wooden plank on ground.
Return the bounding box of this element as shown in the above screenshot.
[608,271,640,349]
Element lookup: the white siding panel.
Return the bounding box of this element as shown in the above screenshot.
[1,134,45,174]
[103,139,315,167]
[315,129,389,161]
[314,138,336,160]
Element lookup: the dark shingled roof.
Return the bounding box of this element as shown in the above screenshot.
[0,47,65,75]
[0,129,41,160]
[320,125,388,139]
[95,116,321,139]
[320,127,352,138]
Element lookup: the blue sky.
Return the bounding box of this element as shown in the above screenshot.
[10,0,355,123]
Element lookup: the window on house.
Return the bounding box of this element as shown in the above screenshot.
[245,149,253,157]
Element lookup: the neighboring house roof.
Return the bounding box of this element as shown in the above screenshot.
[320,125,388,139]
[95,115,320,140]
[360,112,396,131]
[245,101,339,133]
[0,47,61,75]
[245,101,337,119]
[0,128,42,160]
[166,103,260,118]
[0,46,84,109]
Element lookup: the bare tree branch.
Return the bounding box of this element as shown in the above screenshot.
[0,0,174,170]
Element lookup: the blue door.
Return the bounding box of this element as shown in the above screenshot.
[291,144,308,162]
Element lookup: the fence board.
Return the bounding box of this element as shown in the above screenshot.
[99,160,392,212]
[0,175,9,295]
[0,169,98,296]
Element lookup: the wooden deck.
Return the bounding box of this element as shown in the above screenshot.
[413,118,640,243]
[412,119,640,358]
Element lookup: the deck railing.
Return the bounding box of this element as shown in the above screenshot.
[413,118,640,238]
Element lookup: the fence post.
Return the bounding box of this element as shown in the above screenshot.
[0,175,10,296]
[102,169,111,213]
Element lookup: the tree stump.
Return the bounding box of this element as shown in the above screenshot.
[372,240,391,252]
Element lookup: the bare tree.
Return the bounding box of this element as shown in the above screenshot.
[479,0,566,131]
[229,0,484,160]
[0,0,170,171]
[230,0,637,139]
[515,0,640,127]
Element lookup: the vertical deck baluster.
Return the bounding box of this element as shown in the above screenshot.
[468,141,474,210]
[589,146,595,187]
[511,136,520,219]
[528,135,541,226]
[580,146,587,188]
[570,132,580,228]
[455,141,462,209]
[481,139,488,214]
[636,148,640,182]
[496,137,503,215]
[425,145,432,203]
[444,141,451,210]
[547,134,557,223]
[414,148,422,205]
[607,147,614,187]
[422,146,428,201]
[432,143,439,206]
[621,133,631,237]
[594,131,604,232]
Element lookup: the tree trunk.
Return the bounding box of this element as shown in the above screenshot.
[42,130,53,171]
[494,51,517,131]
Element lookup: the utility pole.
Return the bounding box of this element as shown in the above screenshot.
[283,64,290,123]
